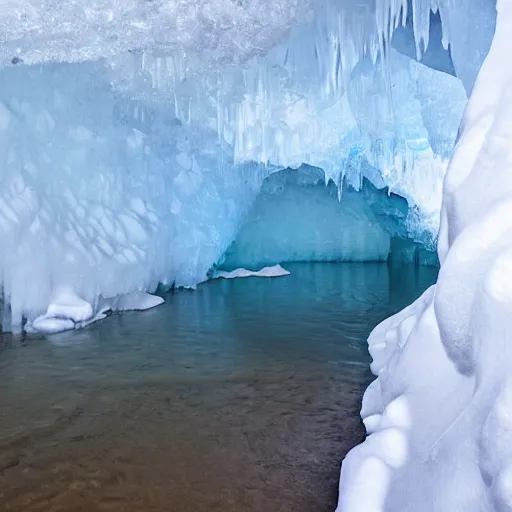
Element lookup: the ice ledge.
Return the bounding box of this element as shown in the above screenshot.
[0,0,312,67]
[27,288,164,334]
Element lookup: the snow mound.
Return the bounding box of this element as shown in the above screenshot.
[338,2,512,510]
[213,264,290,279]
[28,289,164,334]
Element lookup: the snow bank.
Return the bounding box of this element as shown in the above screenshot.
[213,264,290,280]
[338,1,512,510]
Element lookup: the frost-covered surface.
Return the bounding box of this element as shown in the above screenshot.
[0,0,313,67]
[220,167,421,270]
[212,264,290,279]
[0,61,267,332]
[337,1,512,510]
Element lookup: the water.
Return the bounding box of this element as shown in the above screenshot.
[0,263,437,512]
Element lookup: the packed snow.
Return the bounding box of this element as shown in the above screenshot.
[212,264,290,279]
[337,1,512,511]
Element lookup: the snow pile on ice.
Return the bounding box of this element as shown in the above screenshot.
[212,264,290,279]
[338,2,512,510]
[26,288,163,334]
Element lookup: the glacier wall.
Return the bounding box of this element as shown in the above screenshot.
[337,1,512,511]
[0,0,487,335]
[0,61,268,331]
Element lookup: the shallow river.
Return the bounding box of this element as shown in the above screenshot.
[0,263,437,512]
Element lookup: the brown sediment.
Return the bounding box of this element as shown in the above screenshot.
[0,262,436,512]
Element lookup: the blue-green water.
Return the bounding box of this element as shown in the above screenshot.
[0,263,436,512]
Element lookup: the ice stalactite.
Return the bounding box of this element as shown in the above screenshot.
[0,62,267,332]
[0,0,490,333]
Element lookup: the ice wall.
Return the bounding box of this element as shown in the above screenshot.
[0,61,267,331]
[0,0,487,333]
[118,39,465,237]
[337,1,512,510]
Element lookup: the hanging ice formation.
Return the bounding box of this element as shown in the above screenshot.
[0,0,494,338]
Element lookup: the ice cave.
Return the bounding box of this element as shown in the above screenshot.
[0,0,508,510]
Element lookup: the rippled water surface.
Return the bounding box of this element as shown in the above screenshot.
[0,263,437,512]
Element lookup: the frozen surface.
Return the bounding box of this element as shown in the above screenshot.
[338,1,512,510]
[0,0,313,67]
[212,264,290,279]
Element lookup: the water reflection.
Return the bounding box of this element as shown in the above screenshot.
[0,263,436,512]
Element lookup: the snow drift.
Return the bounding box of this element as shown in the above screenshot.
[338,1,512,511]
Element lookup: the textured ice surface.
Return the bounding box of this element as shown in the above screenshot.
[0,61,267,331]
[220,167,429,270]
[0,0,313,67]
[76,0,467,227]
[0,0,490,333]
[338,1,512,510]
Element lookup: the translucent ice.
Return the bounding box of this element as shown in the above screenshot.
[0,0,489,336]
[219,167,423,270]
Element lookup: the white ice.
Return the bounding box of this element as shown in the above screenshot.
[212,264,290,279]
[27,288,164,334]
